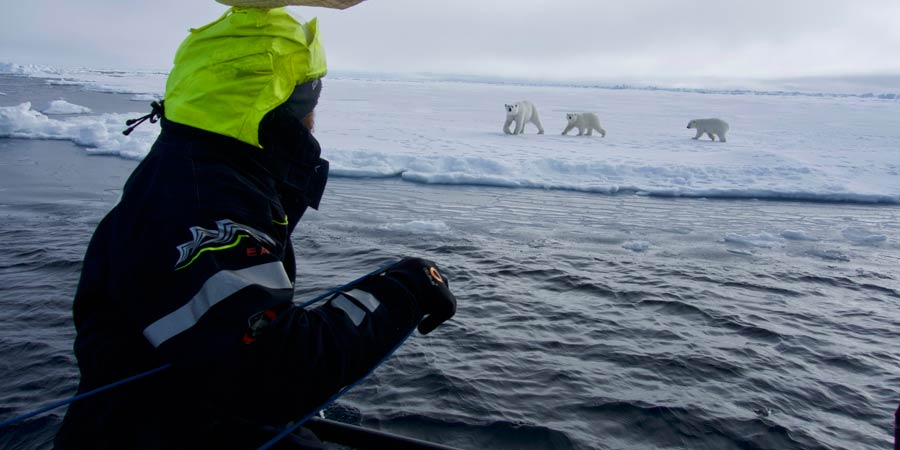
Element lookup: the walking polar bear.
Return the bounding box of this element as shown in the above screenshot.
[503,101,544,135]
[687,118,729,142]
[562,112,606,137]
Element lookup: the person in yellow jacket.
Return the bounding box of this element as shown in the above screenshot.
[54,2,458,449]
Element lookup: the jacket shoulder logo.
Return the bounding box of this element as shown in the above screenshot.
[175,219,276,270]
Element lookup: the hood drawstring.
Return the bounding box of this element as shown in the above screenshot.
[122,101,164,136]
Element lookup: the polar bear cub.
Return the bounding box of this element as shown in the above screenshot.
[687,118,729,142]
[503,101,544,135]
[562,112,606,137]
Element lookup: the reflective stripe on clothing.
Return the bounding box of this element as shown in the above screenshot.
[344,289,380,313]
[331,295,365,327]
[143,262,293,347]
[329,288,380,327]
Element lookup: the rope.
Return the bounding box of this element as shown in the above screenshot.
[0,261,398,430]
[257,325,417,450]
[0,364,171,428]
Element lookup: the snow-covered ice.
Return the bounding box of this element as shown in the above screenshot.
[842,228,888,245]
[1,64,899,204]
[378,220,452,234]
[723,232,780,248]
[130,94,160,102]
[0,102,158,160]
[42,99,92,115]
[781,230,819,241]
[622,241,651,252]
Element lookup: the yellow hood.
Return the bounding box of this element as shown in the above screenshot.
[164,7,327,148]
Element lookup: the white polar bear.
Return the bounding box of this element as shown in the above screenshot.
[687,118,729,142]
[562,112,606,137]
[503,101,544,135]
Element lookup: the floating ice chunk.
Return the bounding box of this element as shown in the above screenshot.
[74,122,110,147]
[0,103,54,135]
[842,228,887,244]
[43,99,92,115]
[723,232,779,248]
[0,62,63,76]
[378,220,450,234]
[0,102,158,160]
[781,230,818,241]
[327,150,407,178]
[623,241,651,252]
[808,249,850,262]
[130,94,160,102]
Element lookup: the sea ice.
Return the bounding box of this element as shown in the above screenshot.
[378,220,451,234]
[842,228,887,245]
[43,99,92,115]
[781,230,818,241]
[623,241,651,252]
[130,94,160,102]
[723,232,779,248]
[1,64,899,205]
[0,102,158,160]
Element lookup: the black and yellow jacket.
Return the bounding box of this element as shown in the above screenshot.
[54,111,425,449]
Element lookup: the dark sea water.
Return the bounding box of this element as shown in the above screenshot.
[1,77,900,450]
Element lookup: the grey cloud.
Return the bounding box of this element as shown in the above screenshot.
[2,0,899,81]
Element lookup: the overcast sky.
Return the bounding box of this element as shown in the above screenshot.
[2,0,900,84]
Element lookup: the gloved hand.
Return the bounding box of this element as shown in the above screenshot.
[384,257,457,335]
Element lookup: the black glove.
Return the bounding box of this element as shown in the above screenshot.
[384,257,457,335]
